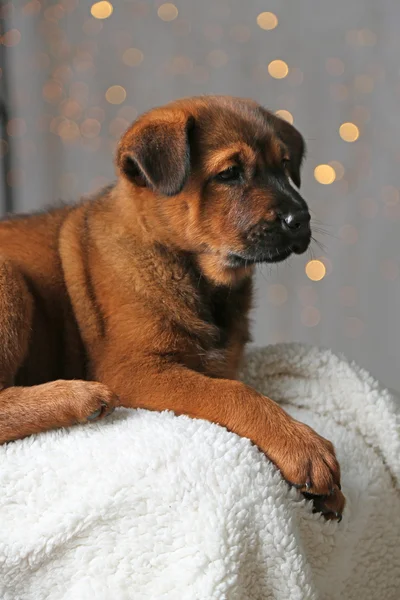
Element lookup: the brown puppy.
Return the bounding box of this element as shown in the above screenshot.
[0,96,345,519]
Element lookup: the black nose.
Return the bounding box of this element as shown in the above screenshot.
[281,210,310,234]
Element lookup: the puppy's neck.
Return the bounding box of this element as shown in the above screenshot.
[196,254,254,287]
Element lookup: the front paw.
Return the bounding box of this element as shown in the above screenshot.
[266,419,345,521]
[66,381,119,423]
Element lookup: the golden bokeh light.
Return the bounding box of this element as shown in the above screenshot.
[105,85,126,104]
[268,60,289,79]
[50,116,64,135]
[42,80,64,104]
[275,109,293,124]
[314,164,336,185]
[339,122,359,142]
[346,29,377,46]
[381,186,399,207]
[80,118,101,139]
[60,99,83,120]
[267,284,288,306]
[301,306,321,327]
[6,118,27,138]
[57,119,80,142]
[343,317,364,338]
[354,75,374,94]
[305,260,326,281]
[169,55,193,75]
[330,83,348,101]
[257,12,278,31]
[122,48,144,67]
[7,168,25,187]
[329,160,344,180]
[359,29,377,45]
[86,106,106,122]
[90,1,113,20]
[157,3,178,22]
[62,0,79,14]
[44,5,65,21]
[2,29,21,47]
[52,65,73,83]
[73,51,95,74]
[22,0,41,16]
[325,58,345,76]
[206,50,228,68]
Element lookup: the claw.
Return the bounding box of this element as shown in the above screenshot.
[87,408,102,421]
[87,401,109,421]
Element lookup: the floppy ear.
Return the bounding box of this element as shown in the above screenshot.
[116,110,194,196]
[261,109,306,188]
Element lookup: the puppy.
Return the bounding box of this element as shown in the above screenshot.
[0,96,344,519]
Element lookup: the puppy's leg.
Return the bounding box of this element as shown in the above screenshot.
[0,380,118,444]
[0,259,118,444]
[94,352,345,520]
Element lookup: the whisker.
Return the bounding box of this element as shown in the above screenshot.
[312,237,328,253]
[312,227,337,240]
[257,264,269,284]
[307,244,316,261]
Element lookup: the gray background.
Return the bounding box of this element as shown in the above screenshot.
[1,0,399,393]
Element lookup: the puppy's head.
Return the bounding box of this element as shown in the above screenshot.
[116,96,311,283]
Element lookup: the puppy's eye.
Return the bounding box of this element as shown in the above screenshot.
[282,158,290,169]
[216,165,242,183]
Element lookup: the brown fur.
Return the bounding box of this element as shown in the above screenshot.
[0,96,344,519]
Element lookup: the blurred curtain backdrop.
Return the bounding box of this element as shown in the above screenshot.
[1,0,399,392]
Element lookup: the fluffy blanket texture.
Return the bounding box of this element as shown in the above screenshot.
[0,343,399,600]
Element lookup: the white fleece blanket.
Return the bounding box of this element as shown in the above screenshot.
[0,344,399,600]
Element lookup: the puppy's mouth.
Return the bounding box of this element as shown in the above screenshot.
[226,239,310,268]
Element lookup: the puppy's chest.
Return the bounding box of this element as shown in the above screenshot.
[208,292,237,346]
[198,282,252,378]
